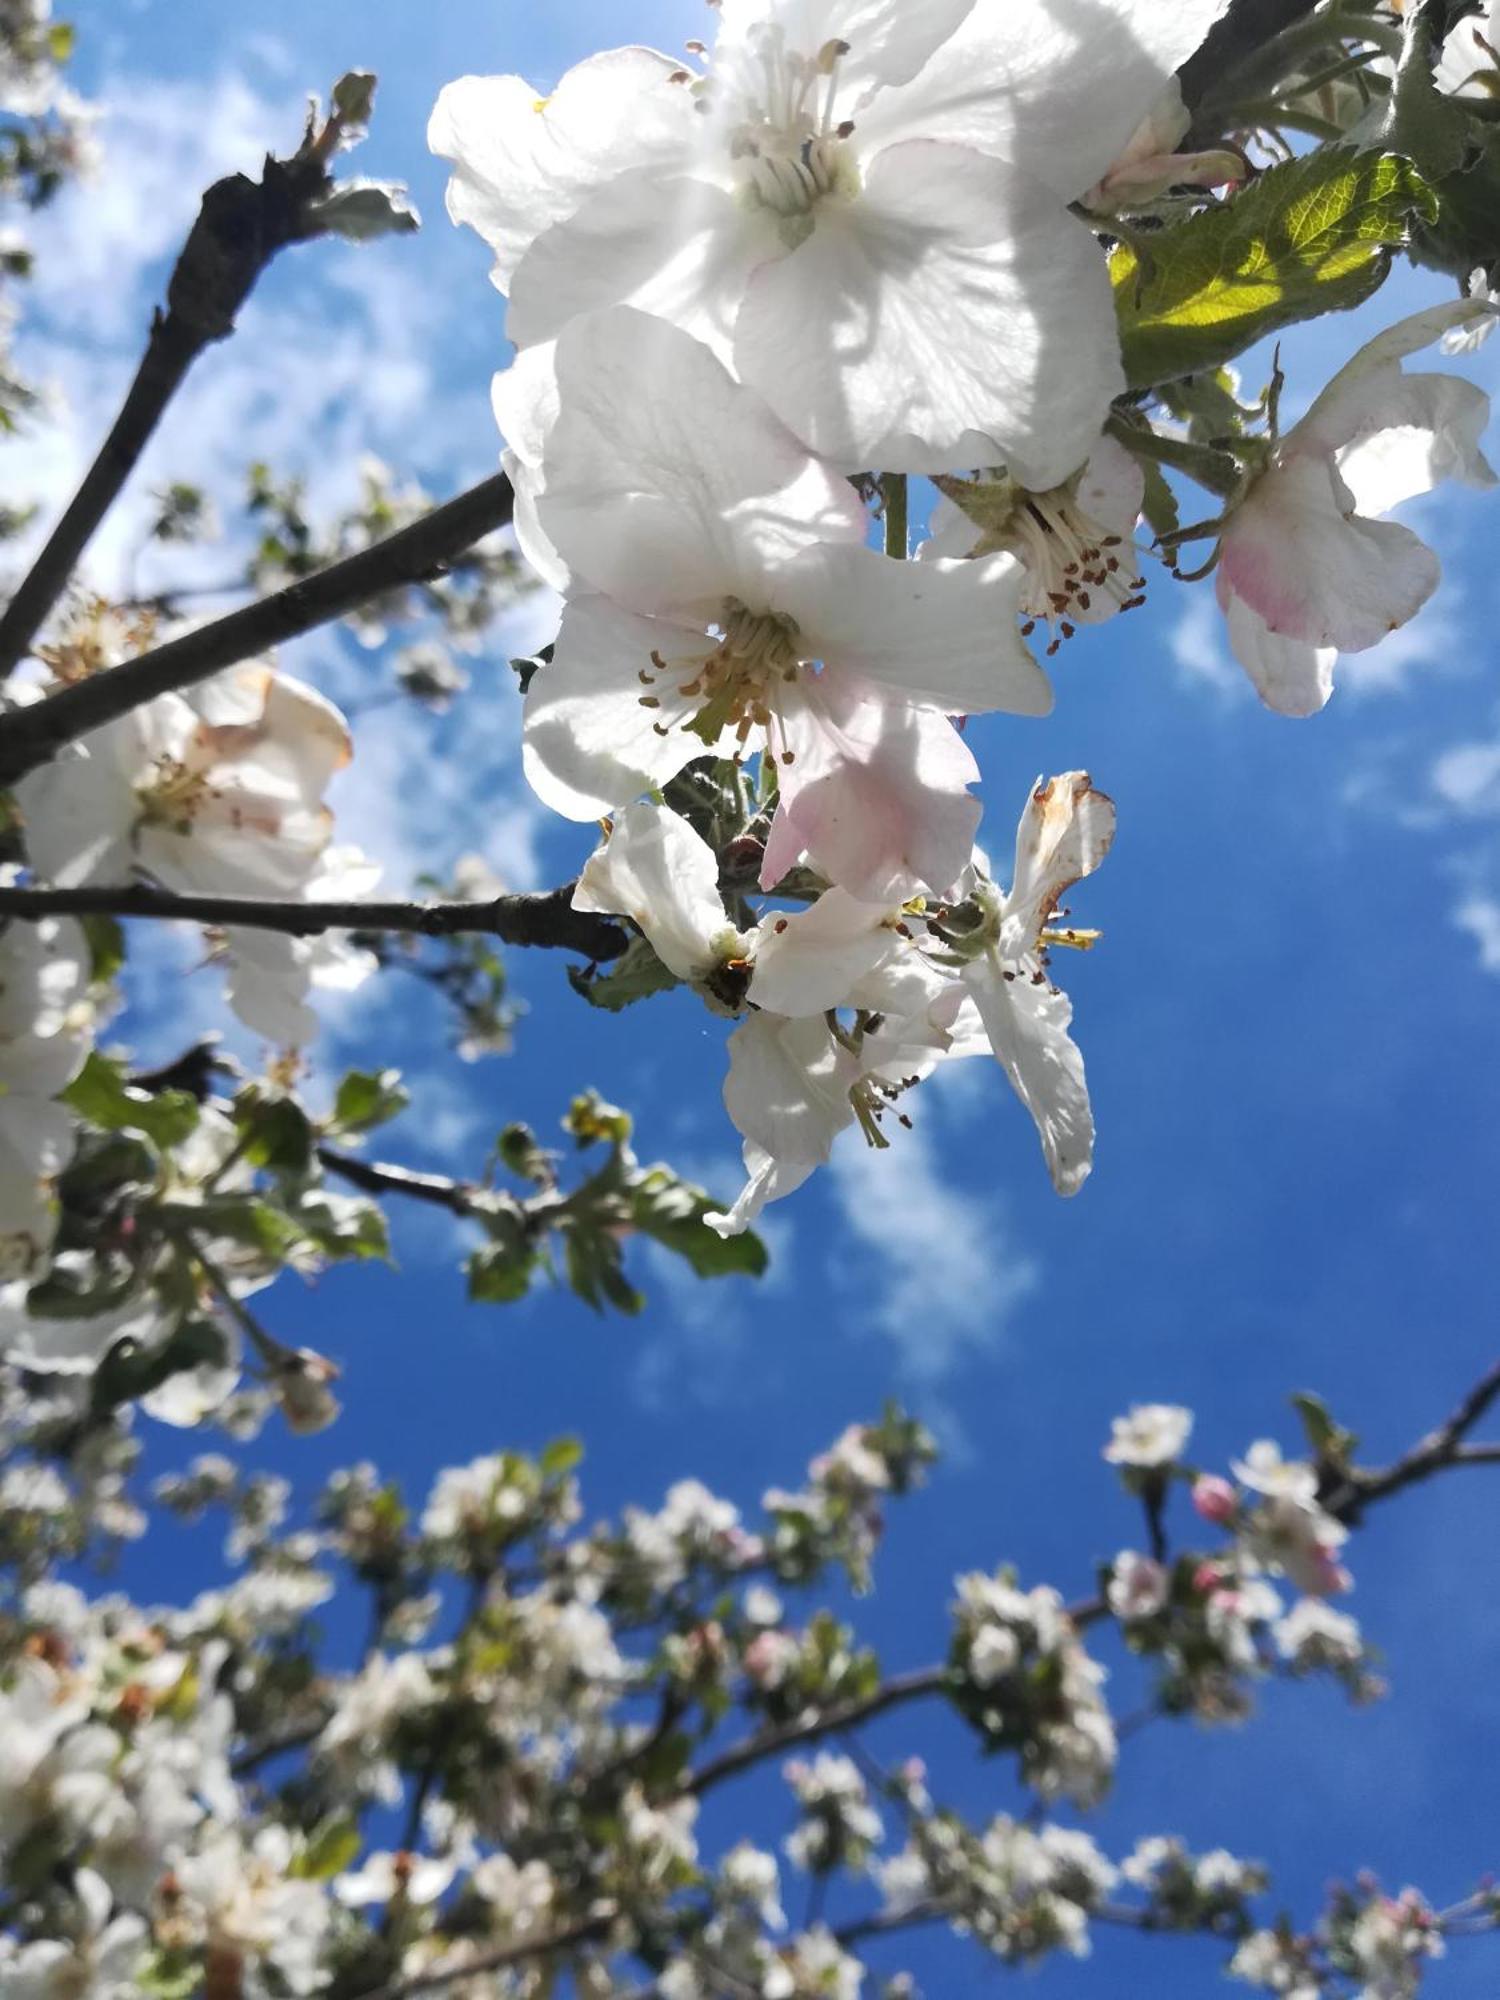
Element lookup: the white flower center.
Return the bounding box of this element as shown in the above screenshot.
[637,599,802,760]
[136,755,214,834]
[1009,490,1146,654]
[719,29,861,241]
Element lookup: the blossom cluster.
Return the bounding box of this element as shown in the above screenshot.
[0,1387,1487,1998]
[426,0,1499,1230]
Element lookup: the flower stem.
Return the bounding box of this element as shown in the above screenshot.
[880,472,908,560]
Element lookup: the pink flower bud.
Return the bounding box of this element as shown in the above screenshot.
[1192,1474,1238,1525]
[1192,1560,1225,1597]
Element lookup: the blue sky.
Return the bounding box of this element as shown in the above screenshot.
[13,3,1500,1991]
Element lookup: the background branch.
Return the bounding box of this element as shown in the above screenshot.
[0,470,515,788]
[0,877,624,960]
[0,113,356,679]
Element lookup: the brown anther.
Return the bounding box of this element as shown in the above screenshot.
[774,918,790,934]
[668,68,692,83]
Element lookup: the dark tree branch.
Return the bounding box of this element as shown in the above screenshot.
[1178,0,1325,142]
[0,472,515,788]
[685,1666,954,1798]
[0,129,350,680]
[316,1146,485,1216]
[1326,1356,1500,1524]
[0,878,625,961]
[348,1910,618,2000]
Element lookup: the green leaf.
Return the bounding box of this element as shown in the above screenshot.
[63,1052,198,1149]
[187,1197,310,1264]
[467,1242,537,1305]
[629,1167,768,1280]
[1291,1390,1360,1466]
[1113,150,1436,389]
[569,935,682,1013]
[294,1189,391,1263]
[291,1817,363,1881]
[80,914,126,984]
[539,1435,583,1479]
[331,70,378,135]
[233,1088,313,1173]
[306,181,421,242]
[331,1068,410,1135]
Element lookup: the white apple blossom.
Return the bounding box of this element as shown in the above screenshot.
[1230,1927,1321,1999]
[519,308,1045,902]
[1103,1404,1193,1468]
[16,662,351,895]
[940,772,1115,1194]
[171,1825,331,1998]
[1347,1891,1445,2000]
[1215,301,1497,716]
[1441,268,1500,355]
[1274,1598,1363,1671]
[434,0,1229,481]
[220,844,382,1047]
[334,1849,460,1909]
[0,1869,146,2000]
[1107,1549,1168,1622]
[923,435,1148,655]
[0,913,95,1279]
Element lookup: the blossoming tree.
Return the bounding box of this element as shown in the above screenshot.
[1,0,1500,1994]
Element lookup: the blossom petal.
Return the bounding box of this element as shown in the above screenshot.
[508,168,770,360]
[537,307,866,623]
[748,888,904,1014]
[776,540,1049,715]
[574,803,734,982]
[733,140,1122,483]
[1218,456,1440,654]
[16,748,133,887]
[1217,589,1337,718]
[857,0,1232,199]
[428,51,696,293]
[721,1012,852,1164]
[965,951,1094,1193]
[768,679,983,902]
[523,596,723,820]
[1005,771,1116,946]
[1333,373,1497,519]
[705,1142,816,1237]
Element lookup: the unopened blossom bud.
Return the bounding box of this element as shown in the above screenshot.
[744,1629,797,1690]
[1193,1474,1238,1525]
[1193,1560,1227,1596]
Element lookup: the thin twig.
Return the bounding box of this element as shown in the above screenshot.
[0,136,346,678]
[1326,1357,1500,1524]
[347,1910,617,2000]
[0,473,515,788]
[685,1666,953,1798]
[0,878,625,961]
[316,1146,485,1216]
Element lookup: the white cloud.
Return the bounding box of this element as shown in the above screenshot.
[1453,895,1500,975]
[828,1123,1039,1393]
[1169,592,1240,697]
[1431,733,1500,818]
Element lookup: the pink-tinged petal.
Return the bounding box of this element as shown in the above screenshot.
[1218,456,1440,653]
[749,889,904,1015]
[856,0,1231,200]
[715,0,977,104]
[769,679,983,902]
[776,540,1048,715]
[522,596,724,821]
[964,951,1094,1194]
[1005,771,1116,946]
[722,1012,854,1165]
[428,51,696,294]
[706,1143,816,1237]
[508,168,771,358]
[734,140,1121,484]
[537,307,865,623]
[574,803,733,983]
[1216,587,1337,718]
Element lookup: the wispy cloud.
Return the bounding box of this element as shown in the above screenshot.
[827,1122,1039,1439]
